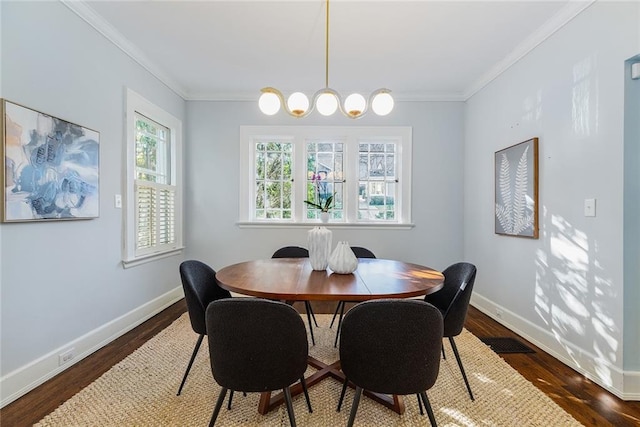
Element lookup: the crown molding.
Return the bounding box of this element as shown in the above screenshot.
[63,0,595,104]
[61,0,189,99]
[462,0,596,100]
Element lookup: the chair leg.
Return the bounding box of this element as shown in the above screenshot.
[304,303,316,346]
[209,387,228,427]
[346,386,363,427]
[227,390,234,410]
[449,336,474,401]
[417,393,424,415]
[300,377,313,413]
[334,301,346,348]
[306,301,319,327]
[442,346,446,359]
[420,391,437,427]
[337,377,349,411]
[330,301,343,328]
[177,334,204,396]
[283,386,297,427]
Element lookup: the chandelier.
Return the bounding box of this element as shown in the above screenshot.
[258,0,393,119]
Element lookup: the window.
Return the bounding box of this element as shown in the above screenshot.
[255,141,293,220]
[239,126,412,227]
[123,89,183,267]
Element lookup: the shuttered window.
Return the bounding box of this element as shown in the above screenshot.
[124,89,183,267]
[133,113,176,256]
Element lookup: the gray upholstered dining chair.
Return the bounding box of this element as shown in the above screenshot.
[330,246,376,347]
[271,246,318,345]
[424,262,477,400]
[205,298,312,427]
[338,299,443,427]
[177,260,231,396]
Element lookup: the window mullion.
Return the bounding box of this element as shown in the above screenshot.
[344,135,357,223]
[294,136,302,222]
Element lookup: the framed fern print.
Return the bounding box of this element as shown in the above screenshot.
[494,137,539,238]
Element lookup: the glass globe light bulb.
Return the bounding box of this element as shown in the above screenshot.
[344,93,366,118]
[315,92,338,116]
[259,92,281,115]
[287,92,309,116]
[371,92,394,116]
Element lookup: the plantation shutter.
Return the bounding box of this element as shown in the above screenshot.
[134,112,176,256]
[135,182,176,254]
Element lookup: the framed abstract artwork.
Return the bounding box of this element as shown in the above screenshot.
[1,99,100,222]
[494,137,539,238]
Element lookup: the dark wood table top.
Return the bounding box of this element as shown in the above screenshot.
[216,257,444,301]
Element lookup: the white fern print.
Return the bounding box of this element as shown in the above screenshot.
[495,153,512,233]
[495,145,533,235]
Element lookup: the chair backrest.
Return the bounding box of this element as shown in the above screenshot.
[179,260,231,335]
[206,298,309,392]
[424,262,477,337]
[339,299,443,395]
[271,246,309,258]
[350,246,376,259]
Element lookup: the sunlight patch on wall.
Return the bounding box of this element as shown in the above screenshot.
[551,304,585,336]
[536,211,618,387]
[572,55,600,138]
[522,89,542,122]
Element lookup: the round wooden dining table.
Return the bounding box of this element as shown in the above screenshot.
[215,257,444,415]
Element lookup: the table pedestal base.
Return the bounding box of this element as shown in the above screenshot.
[257,355,405,415]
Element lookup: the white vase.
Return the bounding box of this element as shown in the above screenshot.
[320,211,330,223]
[308,226,332,270]
[328,241,358,274]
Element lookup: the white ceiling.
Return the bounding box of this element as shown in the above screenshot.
[69,1,594,101]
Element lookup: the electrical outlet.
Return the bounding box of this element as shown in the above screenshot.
[496,309,504,318]
[59,348,75,366]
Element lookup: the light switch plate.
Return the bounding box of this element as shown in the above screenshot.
[584,198,596,217]
[115,194,122,209]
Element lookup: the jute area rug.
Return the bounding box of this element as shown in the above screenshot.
[37,313,582,426]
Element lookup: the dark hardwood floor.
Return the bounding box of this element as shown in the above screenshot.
[2,300,639,426]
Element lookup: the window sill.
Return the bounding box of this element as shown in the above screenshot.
[237,221,414,230]
[122,247,184,269]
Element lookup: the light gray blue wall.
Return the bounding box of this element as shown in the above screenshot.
[0,0,186,384]
[624,54,640,372]
[184,100,465,271]
[464,1,639,396]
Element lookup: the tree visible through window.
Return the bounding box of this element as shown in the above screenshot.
[135,113,173,251]
[255,142,292,219]
[306,141,344,220]
[359,142,396,220]
[239,126,411,226]
[124,89,182,267]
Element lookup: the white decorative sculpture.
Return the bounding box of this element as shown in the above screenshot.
[328,241,358,274]
[308,226,332,270]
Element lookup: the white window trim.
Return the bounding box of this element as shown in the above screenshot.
[122,88,184,268]
[239,126,413,228]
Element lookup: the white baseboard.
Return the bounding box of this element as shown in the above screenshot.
[471,293,640,401]
[624,370,640,400]
[0,286,185,408]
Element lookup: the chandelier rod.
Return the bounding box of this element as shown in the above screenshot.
[325,0,330,88]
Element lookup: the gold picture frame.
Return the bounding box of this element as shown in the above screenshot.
[494,137,539,238]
